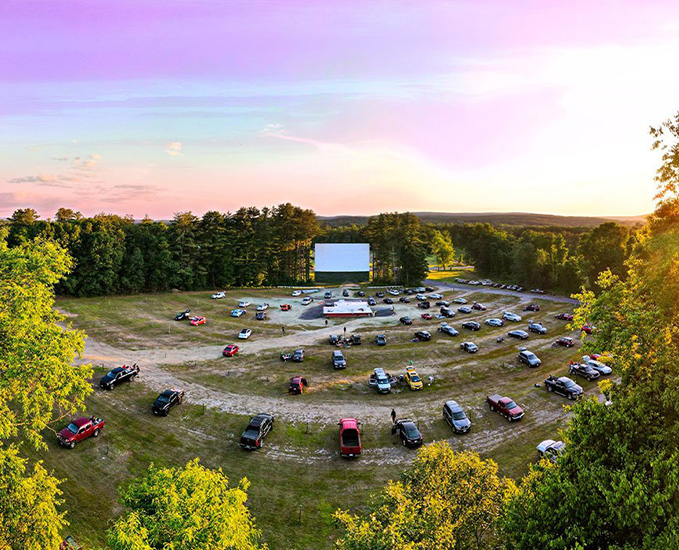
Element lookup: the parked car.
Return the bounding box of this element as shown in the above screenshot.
[369,368,393,393]
[523,303,540,312]
[555,312,574,321]
[545,375,583,399]
[421,312,433,320]
[388,289,400,296]
[417,301,431,309]
[435,300,451,307]
[528,321,547,334]
[291,290,302,297]
[288,376,308,394]
[460,341,478,353]
[231,309,247,317]
[256,303,269,311]
[367,297,377,306]
[581,356,612,375]
[343,289,350,297]
[405,366,423,390]
[486,394,524,421]
[581,324,595,334]
[338,418,362,457]
[211,291,226,299]
[503,311,522,322]
[57,416,105,448]
[508,330,529,340]
[292,349,305,362]
[458,306,472,314]
[392,418,423,448]
[383,298,394,304]
[375,334,387,346]
[537,439,565,462]
[329,334,340,345]
[399,316,413,325]
[238,300,251,308]
[223,344,239,357]
[471,302,486,311]
[255,311,268,320]
[452,297,468,304]
[324,291,333,299]
[415,293,427,301]
[428,293,443,300]
[443,400,471,433]
[99,364,139,390]
[376,291,385,298]
[189,316,206,326]
[554,337,575,348]
[349,334,362,345]
[236,328,251,340]
[569,362,601,381]
[485,318,504,327]
[356,290,365,297]
[440,307,455,318]
[240,414,274,450]
[280,304,292,311]
[413,330,431,342]
[462,321,481,331]
[174,309,190,321]
[332,350,347,369]
[439,324,459,336]
[301,297,313,305]
[518,349,541,367]
[280,351,292,361]
[399,296,411,303]
[152,389,184,416]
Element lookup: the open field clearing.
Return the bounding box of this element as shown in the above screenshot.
[42,284,601,548]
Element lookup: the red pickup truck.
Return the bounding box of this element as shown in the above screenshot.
[338,418,362,457]
[486,394,524,421]
[57,416,105,448]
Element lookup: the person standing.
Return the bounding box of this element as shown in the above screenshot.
[391,408,396,424]
[325,319,328,326]
[282,326,285,333]
[343,326,347,334]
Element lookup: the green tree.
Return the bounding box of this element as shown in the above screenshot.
[0,446,67,550]
[577,222,630,287]
[335,442,515,549]
[431,229,455,269]
[107,459,265,550]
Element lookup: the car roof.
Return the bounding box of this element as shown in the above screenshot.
[558,376,573,383]
[445,400,461,411]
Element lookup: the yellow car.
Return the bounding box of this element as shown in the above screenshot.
[405,367,423,391]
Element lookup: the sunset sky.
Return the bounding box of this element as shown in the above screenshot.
[2,0,679,219]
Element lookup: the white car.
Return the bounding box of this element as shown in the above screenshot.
[415,287,426,293]
[452,297,467,304]
[582,356,613,375]
[388,289,400,296]
[231,309,247,317]
[238,301,251,308]
[428,293,443,300]
[291,290,302,297]
[503,311,522,322]
[211,291,226,299]
[415,294,427,301]
[256,303,269,311]
[537,439,565,462]
[301,297,313,305]
[485,318,504,327]
[238,328,252,339]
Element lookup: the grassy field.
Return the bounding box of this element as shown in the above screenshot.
[40,285,593,549]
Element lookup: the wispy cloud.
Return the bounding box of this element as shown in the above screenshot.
[9,174,57,184]
[164,141,182,156]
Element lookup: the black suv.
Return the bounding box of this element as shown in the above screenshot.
[240,413,274,450]
[399,316,413,325]
[545,375,583,400]
[152,389,184,416]
[417,301,431,309]
[461,321,481,331]
[392,418,423,448]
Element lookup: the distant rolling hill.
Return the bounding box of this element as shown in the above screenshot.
[318,212,648,228]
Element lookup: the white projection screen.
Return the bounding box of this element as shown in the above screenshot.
[314,243,370,282]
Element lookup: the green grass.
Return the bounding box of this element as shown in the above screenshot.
[40,288,589,548]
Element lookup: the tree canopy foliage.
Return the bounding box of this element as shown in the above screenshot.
[335,442,515,549]
[107,459,264,550]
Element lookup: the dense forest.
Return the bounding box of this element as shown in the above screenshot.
[1,204,634,296]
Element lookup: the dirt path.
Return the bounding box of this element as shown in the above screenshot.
[430,280,579,305]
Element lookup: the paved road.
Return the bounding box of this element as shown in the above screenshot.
[427,280,579,305]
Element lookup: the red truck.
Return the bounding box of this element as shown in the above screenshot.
[338,418,362,457]
[486,394,524,421]
[57,416,105,448]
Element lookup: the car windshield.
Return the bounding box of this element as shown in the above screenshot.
[526,353,536,360]
[452,411,467,420]
[563,379,575,387]
[66,423,79,434]
[105,370,117,377]
[157,395,170,403]
[410,375,421,382]
[506,401,518,409]
[405,426,420,438]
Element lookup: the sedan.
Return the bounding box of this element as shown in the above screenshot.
[399,316,413,325]
[383,298,394,304]
[256,303,269,311]
[581,324,596,335]
[255,311,268,320]
[555,313,574,321]
[582,356,612,375]
[523,303,540,312]
[375,334,387,346]
[485,318,504,327]
[231,309,246,317]
[569,362,601,381]
[291,290,302,297]
[392,419,423,448]
[399,297,411,303]
[428,293,443,300]
[223,344,240,357]
[508,330,529,340]
[421,313,433,320]
[238,328,252,339]
[211,291,226,299]
[238,300,251,308]
[435,300,450,307]
[439,324,459,336]
[415,294,427,301]
[458,306,472,314]
[452,297,468,304]
[471,303,486,311]
[460,342,478,353]
[503,312,522,322]
[301,297,313,305]
[554,337,575,348]
[190,316,206,326]
[462,321,481,331]
[414,331,431,342]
